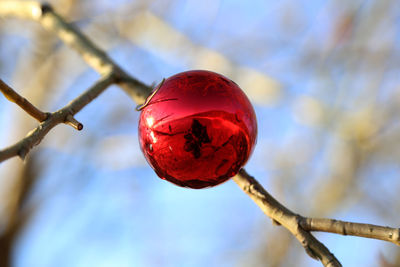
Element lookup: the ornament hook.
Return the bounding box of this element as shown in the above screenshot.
[136,78,165,111]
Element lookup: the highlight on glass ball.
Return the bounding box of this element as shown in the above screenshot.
[138,70,257,189]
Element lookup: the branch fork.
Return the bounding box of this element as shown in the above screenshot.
[0,78,83,130]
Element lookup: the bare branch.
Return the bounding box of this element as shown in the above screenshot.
[234,169,400,265]
[0,1,154,162]
[0,1,151,104]
[0,74,115,162]
[0,79,48,122]
[234,169,342,267]
[299,218,400,246]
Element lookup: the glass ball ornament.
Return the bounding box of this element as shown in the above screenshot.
[138,70,257,189]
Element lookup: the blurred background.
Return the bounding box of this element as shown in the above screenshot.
[1,0,400,266]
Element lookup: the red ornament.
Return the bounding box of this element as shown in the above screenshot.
[138,70,257,189]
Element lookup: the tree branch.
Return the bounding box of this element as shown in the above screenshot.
[0,0,153,162]
[0,79,48,122]
[0,0,151,104]
[299,218,400,246]
[234,169,342,267]
[0,74,115,162]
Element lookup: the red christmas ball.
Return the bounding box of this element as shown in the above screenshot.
[138,70,257,189]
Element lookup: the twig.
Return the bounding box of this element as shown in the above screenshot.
[0,74,115,162]
[0,78,83,131]
[0,79,48,122]
[299,218,400,246]
[65,114,83,131]
[0,0,153,162]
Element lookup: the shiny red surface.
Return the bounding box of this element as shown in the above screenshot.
[138,70,257,189]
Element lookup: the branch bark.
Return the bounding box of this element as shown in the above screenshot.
[0,79,48,122]
[234,169,342,267]
[299,218,400,246]
[0,0,150,104]
[0,74,115,162]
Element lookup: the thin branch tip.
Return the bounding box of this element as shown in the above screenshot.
[65,115,83,131]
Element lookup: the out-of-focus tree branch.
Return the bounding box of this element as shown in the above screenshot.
[0,0,150,103]
[0,79,48,122]
[0,158,38,267]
